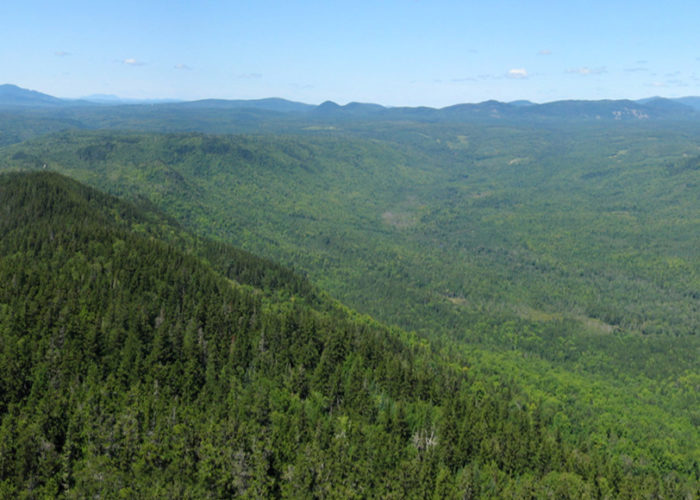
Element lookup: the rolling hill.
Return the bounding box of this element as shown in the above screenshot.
[0,90,698,497]
[4,172,697,497]
[2,127,697,344]
[1,84,699,130]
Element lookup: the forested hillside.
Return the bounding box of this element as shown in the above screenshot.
[2,127,697,357]
[3,0,700,493]
[1,172,697,498]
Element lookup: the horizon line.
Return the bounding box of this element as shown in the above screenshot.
[2,83,698,110]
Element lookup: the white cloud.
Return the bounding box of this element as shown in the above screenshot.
[123,58,145,66]
[507,68,528,79]
[538,49,552,55]
[174,63,192,70]
[566,67,606,76]
[54,51,70,57]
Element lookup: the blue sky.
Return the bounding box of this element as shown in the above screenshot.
[3,0,700,106]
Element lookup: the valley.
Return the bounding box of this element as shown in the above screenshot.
[0,91,698,497]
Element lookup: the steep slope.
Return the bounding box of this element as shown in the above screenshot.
[1,172,696,498]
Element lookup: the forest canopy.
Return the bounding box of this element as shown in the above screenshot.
[0,102,698,498]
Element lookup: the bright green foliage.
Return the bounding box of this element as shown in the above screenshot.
[1,127,697,364]
[2,100,700,500]
[1,172,696,497]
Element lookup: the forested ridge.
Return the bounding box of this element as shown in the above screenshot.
[0,96,699,499]
[2,128,696,377]
[4,126,697,339]
[1,172,697,497]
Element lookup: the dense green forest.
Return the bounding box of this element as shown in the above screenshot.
[2,127,697,347]
[0,102,698,498]
[4,172,696,497]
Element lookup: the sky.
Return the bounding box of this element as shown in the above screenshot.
[3,0,700,107]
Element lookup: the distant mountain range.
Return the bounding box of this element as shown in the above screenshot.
[0,83,69,107]
[81,93,182,105]
[2,83,700,122]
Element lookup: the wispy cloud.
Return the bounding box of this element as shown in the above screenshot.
[566,66,606,76]
[474,70,532,81]
[538,49,552,55]
[123,58,145,66]
[624,67,648,73]
[174,63,192,70]
[507,68,528,79]
[667,79,688,87]
[54,51,70,57]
